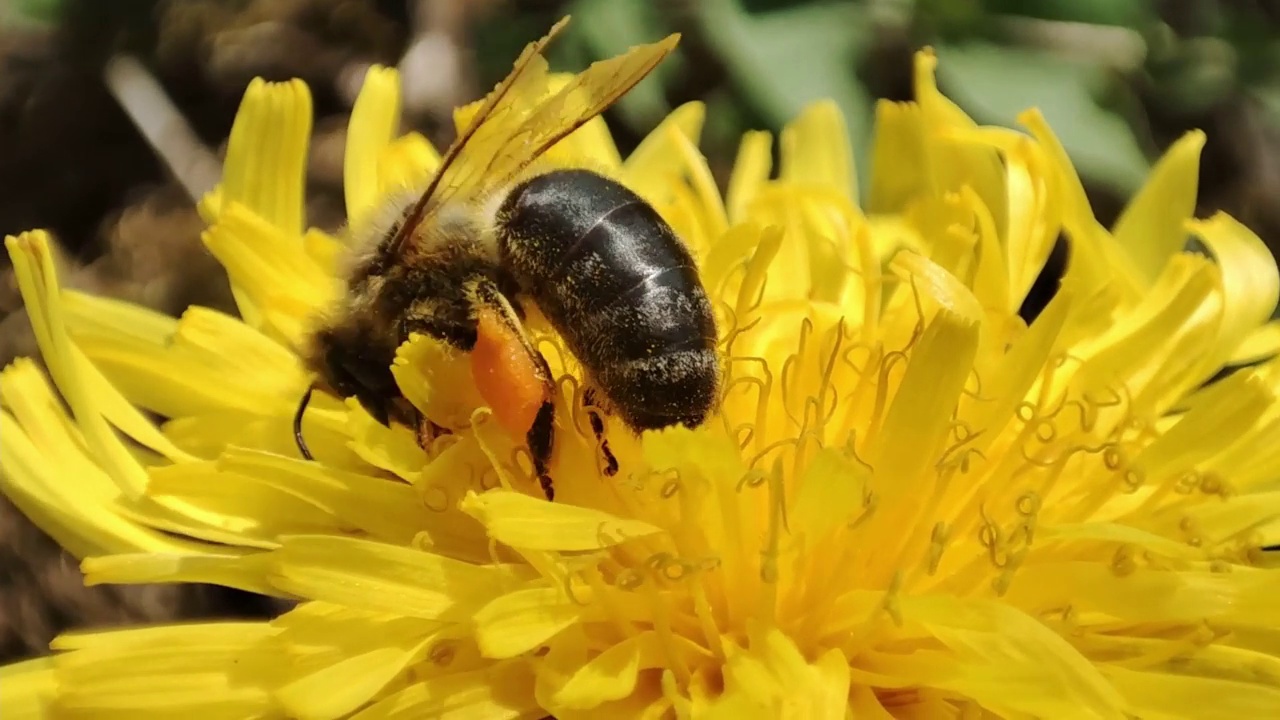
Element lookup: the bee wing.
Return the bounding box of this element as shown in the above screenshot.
[388,17,568,257]
[391,24,679,258]
[441,32,679,201]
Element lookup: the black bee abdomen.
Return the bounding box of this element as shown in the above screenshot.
[498,168,719,432]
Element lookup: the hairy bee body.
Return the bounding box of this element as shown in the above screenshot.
[498,168,719,431]
[310,216,501,427]
[295,20,712,498]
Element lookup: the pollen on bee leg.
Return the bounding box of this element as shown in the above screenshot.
[471,308,549,442]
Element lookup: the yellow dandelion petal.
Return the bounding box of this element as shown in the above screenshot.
[461,488,663,551]
[473,586,581,659]
[211,78,311,237]
[745,100,864,304]
[352,661,538,720]
[1006,562,1279,624]
[550,630,716,711]
[162,401,356,468]
[664,119,729,251]
[201,78,313,332]
[790,449,871,542]
[49,623,277,719]
[148,448,422,546]
[944,123,1065,307]
[869,305,979,477]
[1129,370,1272,489]
[1204,410,1280,495]
[275,635,436,720]
[377,133,440,201]
[67,292,305,421]
[83,551,274,596]
[391,333,486,432]
[222,449,427,544]
[343,403,427,480]
[1232,318,1280,365]
[1187,490,1280,545]
[903,596,1126,717]
[726,129,772,223]
[269,534,530,620]
[345,65,402,232]
[2,234,232,558]
[780,99,854,201]
[305,226,348,274]
[1104,664,1280,720]
[1189,213,1280,368]
[707,629,851,719]
[962,185,1011,313]
[999,132,1063,309]
[203,203,336,346]
[867,99,926,216]
[0,365,149,557]
[1018,108,1144,300]
[0,657,55,719]
[8,233,149,495]
[61,289,175,345]
[966,288,1072,446]
[623,101,705,201]
[1112,130,1206,284]
[148,461,310,544]
[912,48,1007,232]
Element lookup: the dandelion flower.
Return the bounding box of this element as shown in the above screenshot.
[4,43,1280,719]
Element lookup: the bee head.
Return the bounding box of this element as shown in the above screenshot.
[304,325,404,428]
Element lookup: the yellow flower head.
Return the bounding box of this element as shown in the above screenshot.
[5,32,1280,719]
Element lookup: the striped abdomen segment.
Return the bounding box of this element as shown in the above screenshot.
[497,168,719,431]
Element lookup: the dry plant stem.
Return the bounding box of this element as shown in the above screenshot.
[103,55,222,204]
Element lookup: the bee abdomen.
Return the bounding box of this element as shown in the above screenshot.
[498,168,720,432]
[575,279,718,428]
[598,348,719,429]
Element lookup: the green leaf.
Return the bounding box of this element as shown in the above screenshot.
[936,42,1151,193]
[8,0,64,25]
[1254,84,1280,125]
[980,0,1152,28]
[695,0,874,199]
[740,0,831,11]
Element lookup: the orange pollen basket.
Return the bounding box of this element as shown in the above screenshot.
[470,308,548,439]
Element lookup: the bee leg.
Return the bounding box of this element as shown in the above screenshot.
[467,278,559,501]
[582,388,619,477]
[528,401,556,501]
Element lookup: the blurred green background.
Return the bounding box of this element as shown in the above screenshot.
[1,0,1279,661]
[5,0,1280,251]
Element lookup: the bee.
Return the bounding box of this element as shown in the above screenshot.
[293,18,720,500]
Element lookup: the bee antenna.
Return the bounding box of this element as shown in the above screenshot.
[294,383,316,461]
